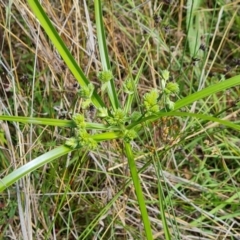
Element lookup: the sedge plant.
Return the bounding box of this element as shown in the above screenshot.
[0,0,240,239]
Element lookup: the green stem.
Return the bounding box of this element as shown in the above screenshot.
[124,142,153,240]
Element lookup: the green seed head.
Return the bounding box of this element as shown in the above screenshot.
[73,114,86,129]
[78,83,94,99]
[143,89,159,113]
[124,129,137,142]
[98,70,113,83]
[165,82,179,94]
[123,78,135,94]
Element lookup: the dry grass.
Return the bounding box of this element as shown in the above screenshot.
[0,0,240,239]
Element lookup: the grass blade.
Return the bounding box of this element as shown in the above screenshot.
[26,0,104,108]
[94,0,119,109]
[0,145,72,192]
[0,115,109,130]
[124,142,153,240]
[175,75,240,110]
[129,111,240,132]
[0,115,75,127]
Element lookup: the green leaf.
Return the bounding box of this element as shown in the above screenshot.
[175,75,240,110]
[0,145,72,192]
[94,0,119,109]
[124,142,153,240]
[27,0,104,108]
[0,115,75,127]
[129,111,240,132]
[0,115,109,130]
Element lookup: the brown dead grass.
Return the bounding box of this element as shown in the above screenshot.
[0,0,240,239]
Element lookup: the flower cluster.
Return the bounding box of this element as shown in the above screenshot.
[65,114,97,150]
[98,70,113,83]
[78,83,94,109]
[66,69,179,148]
[123,78,135,94]
[108,108,127,126]
[98,70,114,92]
[143,88,160,113]
[143,70,179,111]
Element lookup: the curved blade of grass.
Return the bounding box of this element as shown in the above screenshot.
[159,112,240,131]
[124,142,153,240]
[0,115,75,127]
[174,75,240,110]
[94,0,119,110]
[0,145,72,192]
[129,111,240,132]
[0,115,109,130]
[27,0,104,108]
